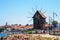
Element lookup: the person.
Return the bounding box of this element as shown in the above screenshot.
[35,30,38,34]
[43,30,45,34]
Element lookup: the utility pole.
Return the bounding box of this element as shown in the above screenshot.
[53,12,54,21]
[49,16,52,34]
[49,16,51,34]
[53,11,57,35]
[53,11,57,21]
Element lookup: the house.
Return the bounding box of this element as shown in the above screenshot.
[33,10,46,30]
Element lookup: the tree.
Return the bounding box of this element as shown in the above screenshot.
[14,24,18,26]
[19,24,21,26]
[52,20,58,35]
[26,24,29,26]
[0,28,5,32]
[45,21,48,24]
[11,24,14,26]
[52,20,58,25]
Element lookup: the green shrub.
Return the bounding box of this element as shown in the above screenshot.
[0,28,5,32]
[28,31,32,34]
[0,37,3,40]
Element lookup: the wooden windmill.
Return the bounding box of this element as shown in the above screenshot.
[27,6,46,30]
[32,10,46,30]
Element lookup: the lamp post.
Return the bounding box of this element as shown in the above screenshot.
[53,11,57,35]
[53,11,57,22]
[49,16,52,34]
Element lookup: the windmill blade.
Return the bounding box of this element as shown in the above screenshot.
[27,16,33,19]
[28,11,34,15]
[43,11,46,13]
[28,18,33,22]
[27,17,32,18]
[27,18,33,24]
[27,11,33,19]
[43,9,46,13]
[35,5,38,11]
[40,7,43,11]
[32,8,35,13]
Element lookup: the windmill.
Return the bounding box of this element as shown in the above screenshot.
[27,6,47,30]
[27,6,46,24]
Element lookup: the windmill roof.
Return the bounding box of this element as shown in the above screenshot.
[33,10,46,18]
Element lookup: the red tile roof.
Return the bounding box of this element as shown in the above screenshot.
[10,24,53,30]
[11,24,53,30]
[45,24,53,27]
[11,25,33,30]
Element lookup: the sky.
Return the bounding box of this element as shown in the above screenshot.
[0,0,60,25]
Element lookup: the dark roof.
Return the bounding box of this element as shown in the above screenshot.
[33,10,46,18]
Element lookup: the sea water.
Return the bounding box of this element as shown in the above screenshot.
[0,33,7,37]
